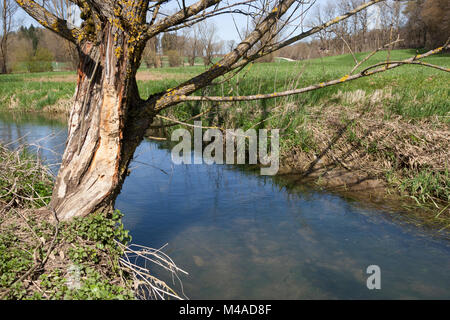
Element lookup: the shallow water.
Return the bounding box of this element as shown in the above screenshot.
[1,112,449,299]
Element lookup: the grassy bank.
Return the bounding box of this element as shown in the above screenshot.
[0,144,184,299]
[0,48,448,224]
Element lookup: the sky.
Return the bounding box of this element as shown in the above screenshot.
[15,0,378,44]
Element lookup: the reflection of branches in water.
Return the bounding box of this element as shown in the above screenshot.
[132,160,170,175]
[129,142,175,187]
[206,162,226,190]
[142,140,327,215]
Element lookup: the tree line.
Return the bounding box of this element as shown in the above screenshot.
[1,12,227,72]
[278,0,450,60]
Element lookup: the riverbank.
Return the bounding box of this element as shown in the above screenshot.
[1,49,448,229]
[0,144,184,300]
[2,96,449,229]
[0,144,135,299]
[161,51,449,227]
[274,89,449,228]
[154,87,449,228]
[1,113,450,299]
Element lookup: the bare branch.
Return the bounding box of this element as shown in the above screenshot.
[144,0,222,40]
[15,0,81,44]
[144,0,296,113]
[231,0,387,70]
[350,37,403,75]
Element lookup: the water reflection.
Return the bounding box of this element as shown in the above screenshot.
[1,112,449,299]
[0,112,66,174]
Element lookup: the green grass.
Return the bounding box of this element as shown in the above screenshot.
[135,49,450,126]
[2,49,448,118]
[0,72,74,111]
[0,209,135,300]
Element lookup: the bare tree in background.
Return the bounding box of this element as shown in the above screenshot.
[14,0,449,220]
[184,25,201,66]
[143,35,161,68]
[198,21,219,65]
[375,0,403,47]
[0,0,17,73]
[47,0,79,69]
[227,39,236,52]
[311,1,337,54]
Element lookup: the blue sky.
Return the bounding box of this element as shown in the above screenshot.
[16,0,349,43]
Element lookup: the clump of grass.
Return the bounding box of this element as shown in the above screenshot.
[0,144,53,208]
[0,74,74,111]
[1,202,186,300]
[399,168,450,205]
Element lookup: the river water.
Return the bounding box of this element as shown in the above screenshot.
[1,112,449,299]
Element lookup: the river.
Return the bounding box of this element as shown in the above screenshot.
[0,112,449,299]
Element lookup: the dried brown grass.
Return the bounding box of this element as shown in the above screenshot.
[279,89,449,212]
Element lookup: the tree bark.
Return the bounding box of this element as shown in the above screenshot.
[50,24,150,220]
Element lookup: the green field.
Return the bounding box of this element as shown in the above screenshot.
[1,49,449,119]
[154,49,449,122]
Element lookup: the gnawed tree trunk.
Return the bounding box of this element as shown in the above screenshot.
[50,24,152,220]
[14,0,387,221]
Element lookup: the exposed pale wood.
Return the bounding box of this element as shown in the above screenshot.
[50,24,147,220]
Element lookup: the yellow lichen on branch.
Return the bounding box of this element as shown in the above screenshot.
[16,0,81,44]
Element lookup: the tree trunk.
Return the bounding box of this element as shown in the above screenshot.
[50,25,151,220]
[1,0,8,74]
